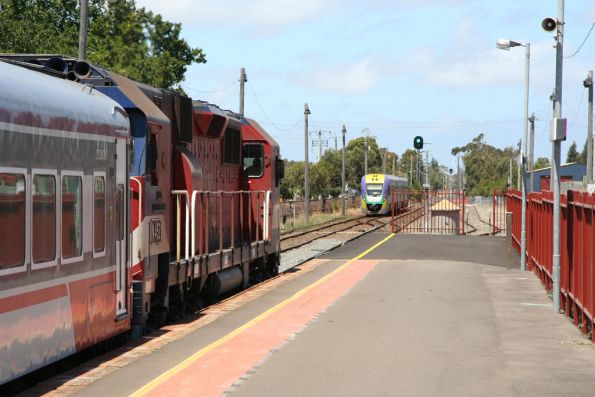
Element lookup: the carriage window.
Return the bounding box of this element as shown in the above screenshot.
[62,175,82,259]
[33,174,56,263]
[116,184,125,241]
[0,173,26,269]
[243,144,264,178]
[94,176,105,253]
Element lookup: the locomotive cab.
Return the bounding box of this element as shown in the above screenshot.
[240,118,282,270]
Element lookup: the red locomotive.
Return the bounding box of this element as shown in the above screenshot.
[0,55,282,385]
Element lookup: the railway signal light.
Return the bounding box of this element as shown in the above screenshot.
[413,136,423,150]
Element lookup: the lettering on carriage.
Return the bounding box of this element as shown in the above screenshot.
[150,219,162,244]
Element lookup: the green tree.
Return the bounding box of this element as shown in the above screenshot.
[566,141,579,163]
[451,134,514,195]
[533,157,550,170]
[0,0,205,89]
[280,160,304,199]
[577,139,587,165]
[345,136,383,190]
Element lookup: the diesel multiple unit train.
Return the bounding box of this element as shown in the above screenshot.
[0,55,283,385]
[360,173,409,215]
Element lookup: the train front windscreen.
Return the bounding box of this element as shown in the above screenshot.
[366,183,383,197]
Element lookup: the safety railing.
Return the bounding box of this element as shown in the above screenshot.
[171,190,271,262]
[508,188,595,340]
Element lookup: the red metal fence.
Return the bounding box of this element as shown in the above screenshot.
[507,189,595,341]
[391,190,465,234]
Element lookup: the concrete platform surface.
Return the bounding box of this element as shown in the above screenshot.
[30,232,595,397]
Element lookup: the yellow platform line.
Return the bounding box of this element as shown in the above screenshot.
[131,232,395,397]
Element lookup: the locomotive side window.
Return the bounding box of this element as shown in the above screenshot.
[243,144,264,178]
[94,175,106,254]
[0,172,26,269]
[62,174,83,260]
[148,130,158,184]
[224,127,241,165]
[32,174,56,264]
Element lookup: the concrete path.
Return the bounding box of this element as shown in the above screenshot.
[230,235,595,396]
[31,233,595,397]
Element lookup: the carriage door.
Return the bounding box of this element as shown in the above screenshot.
[115,139,128,318]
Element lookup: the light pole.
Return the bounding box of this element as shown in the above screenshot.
[497,38,530,273]
[342,125,347,216]
[78,0,88,60]
[304,104,311,225]
[550,2,565,314]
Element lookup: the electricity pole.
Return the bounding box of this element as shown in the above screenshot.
[304,104,311,225]
[239,68,247,116]
[78,0,88,60]
[410,156,413,184]
[342,125,347,216]
[364,139,369,175]
[457,156,461,190]
[318,130,322,162]
[551,0,565,314]
[392,156,396,176]
[382,149,387,174]
[585,70,594,181]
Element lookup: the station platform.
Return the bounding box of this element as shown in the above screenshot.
[30,232,595,396]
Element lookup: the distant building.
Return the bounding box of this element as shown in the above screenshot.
[530,162,586,192]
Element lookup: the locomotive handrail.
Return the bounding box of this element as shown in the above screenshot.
[130,177,143,263]
[265,191,271,240]
[176,190,272,262]
[171,190,190,262]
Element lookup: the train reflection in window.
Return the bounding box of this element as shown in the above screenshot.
[33,174,56,263]
[62,175,83,259]
[0,172,25,268]
[94,176,105,253]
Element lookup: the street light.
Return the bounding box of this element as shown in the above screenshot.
[362,128,371,175]
[497,37,530,273]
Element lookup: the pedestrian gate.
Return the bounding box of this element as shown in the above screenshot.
[390,190,466,234]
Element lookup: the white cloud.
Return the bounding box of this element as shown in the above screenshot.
[135,0,334,33]
[292,57,382,94]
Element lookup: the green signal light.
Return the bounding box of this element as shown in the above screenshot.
[413,136,424,150]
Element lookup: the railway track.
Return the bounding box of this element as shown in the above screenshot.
[281,206,427,254]
[280,215,385,252]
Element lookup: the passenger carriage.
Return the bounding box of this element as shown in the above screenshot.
[360,174,408,215]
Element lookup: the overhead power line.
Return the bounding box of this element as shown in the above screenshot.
[565,22,595,59]
[247,80,302,132]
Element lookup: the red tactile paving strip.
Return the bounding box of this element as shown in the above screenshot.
[34,259,330,397]
[140,259,380,397]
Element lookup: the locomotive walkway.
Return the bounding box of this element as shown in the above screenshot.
[31,233,595,396]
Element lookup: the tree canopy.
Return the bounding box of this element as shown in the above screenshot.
[566,141,579,163]
[452,133,515,196]
[0,0,205,89]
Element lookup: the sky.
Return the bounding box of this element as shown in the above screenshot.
[136,0,595,171]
